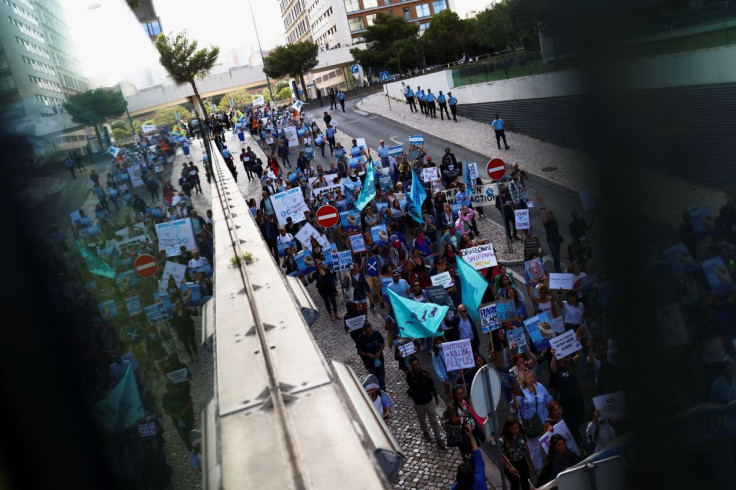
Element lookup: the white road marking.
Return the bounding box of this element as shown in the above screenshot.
[390,137,403,145]
[354,109,369,115]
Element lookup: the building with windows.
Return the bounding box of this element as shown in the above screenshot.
[132,0,162,42]
[0,0,90,162]
[344,0,449,40]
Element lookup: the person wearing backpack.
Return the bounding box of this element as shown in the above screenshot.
[585,409,617,454]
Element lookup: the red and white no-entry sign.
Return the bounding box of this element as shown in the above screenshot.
[134,254,158,278]
[487,158,506,180]
[316,205,340,228]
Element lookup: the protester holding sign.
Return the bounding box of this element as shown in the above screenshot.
[431,336,459,402]
[536,434,581,486]
[512,370,554,469]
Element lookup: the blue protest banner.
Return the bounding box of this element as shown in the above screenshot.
[181,282,201,307]
[295,249,316,275]
[523,312,552,351]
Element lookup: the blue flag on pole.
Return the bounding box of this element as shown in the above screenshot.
[456,256,488,324]
[93,365,144,432]
[356,159,377,210]
[406,169,427,224]
[75,239,116,279]
[388,289,448,338]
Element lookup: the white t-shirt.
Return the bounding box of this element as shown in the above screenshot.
[188,257,209,269]
[563,301,585,324]
[277,233,294,244]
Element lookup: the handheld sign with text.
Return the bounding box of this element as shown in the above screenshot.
[345,314,367,332]
[549,329,583,359]
[166,368,191,384]
[424,285,454,307]
[349,233,367,253]
[430,271,453,289]
[398,339,417,357]
[333,251,354,271]
[408,135,424,146]
[461,244,498,270]
[496,299,518,323]
[523,312,552,351]
[487,158,506,180]
[548,273,575,290]
[479,303,501,333]
[593,391,627,419]
[514,209,530,230]
[508,328,527,354]
[441,339,474,371]
[549,316,566,334]
[316,205,340,228]
[539,420,581,457]
[125,296,143,317]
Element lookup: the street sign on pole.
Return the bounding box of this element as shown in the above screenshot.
[351,64,360,74]
[379,71,390,83]
[487,158,506,180]
[316,205,340,228]
[134,254,158,278]
[471,365,507,490]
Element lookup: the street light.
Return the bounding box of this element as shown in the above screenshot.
[249,1,276,117]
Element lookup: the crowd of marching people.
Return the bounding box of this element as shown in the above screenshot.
[218,99,628,488]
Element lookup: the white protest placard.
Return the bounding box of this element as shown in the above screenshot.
[345,314,367,332]
[114,234,150,253]
[549,329,583,359]
[470,183,497,208]
[349,233,367,253]
[162,261,187,285]
[421,167,439,182]
[593,391,627,419]
[441,339,475,371]
[285,127,299,147]
[141,124,157,133]
[137,421,157,437]
[539,420,581,457]
[461,244,498,270]
[165,367,191,384]
[549,273,575,290]
[333,251,354,271]
[430,271,453,289]
[295,222,321,250]
[311,182,342,200]
[398,340,416,357]
[550,316,566,334]
[155,218,196,256]
[514,209,530,230]
[580,189,594,211]
[468,163,478,179]
[355,137,367,150]
[127,165,145,187]
[270,188,308,226]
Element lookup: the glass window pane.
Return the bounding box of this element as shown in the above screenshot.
[432,0,446,13]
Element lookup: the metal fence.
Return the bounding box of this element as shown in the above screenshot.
[451,52,570,87]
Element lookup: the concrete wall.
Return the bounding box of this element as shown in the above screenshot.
[384,70,454,100]
[314,44,364,70]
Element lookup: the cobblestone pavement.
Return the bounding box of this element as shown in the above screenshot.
[356,93,729,227]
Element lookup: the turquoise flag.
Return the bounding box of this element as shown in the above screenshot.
[456,256,488,324]
[356,159,377,210]
[388,289,448,338]
[93,365,145,432]
[75,239,116,279]
[406,169,427,224]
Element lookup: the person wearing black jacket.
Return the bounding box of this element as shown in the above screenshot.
[308,259,338,320]
[440,154,462,187]
[446,305,481,354]
[259,214,279,262]
[406,356,446,449]
[170,299,199,363]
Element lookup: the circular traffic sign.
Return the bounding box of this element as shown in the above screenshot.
[134,254,158,278]
[486,158,506,180]
[316,205,339,228]
[470,365,502,418]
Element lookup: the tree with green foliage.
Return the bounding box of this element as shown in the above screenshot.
[112,128,131,142]
[155,31,219,118]
[275,87,293,101]
[151,105,194,127]
[216,89,254,112]
[473,0,528,52]
[110,120,128,131]
[275,80,290,92]
[350,12,419,71]
[422,10,476,63]
[63,87,127,147]
[388,37,424,73]
[263,41,319,101]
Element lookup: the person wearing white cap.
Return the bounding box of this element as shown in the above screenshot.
[366,383,393,420]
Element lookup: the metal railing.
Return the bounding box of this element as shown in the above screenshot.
[452,52,571,87]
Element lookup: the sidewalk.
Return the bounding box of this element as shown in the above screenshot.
[357,93,731,228]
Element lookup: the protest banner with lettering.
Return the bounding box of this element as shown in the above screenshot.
[166,367,191,384]
[333,251,354,271]
[422,167,439,183]
[461,244,498,270]
[593,391,627,419]
[398,339,417,357]
[295,223,328,250]
[441,339,475,370]
[479,303,501,333]
[155,219,196,256]
[278,240,297,257]
[162,261,187,286]
[125,296,142,317]
[349,233,367,253]
[311,183,342,200]
[539,420,581,456]
[549,273,575,290]
[115,234,150,254]
[549,329,583,359]
[523,312,552,351]
[430,271,453,289]
[270,188,308,226]
[340,210,362,230]
[371,225,389,244]
[295,249,316,275]
[144,302,168,325]
[470,184,497,208]
[387,145,402,157]
[378,174,393,192]
[514,209,530,230]
[408,135,424,146]
[424,285,454,307]
[345,314,367,332]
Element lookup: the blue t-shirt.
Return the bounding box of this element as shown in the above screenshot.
[437,94,446,103]
[425,92,435,102]
[449,449,485,490]
[492,118,505,130]
[377,146,389,158]
[338,92,345,100]
[387,278,411,298]
[449,96,457,106]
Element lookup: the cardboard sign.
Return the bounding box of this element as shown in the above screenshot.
[514,209,530,230]
[461,244,498,270]
[165,367,191,384]
[155,219,196,256]
[549,329,583,359]
[333,251,354,271]
[181,282,201,307]
[349,233,367,253]
[424,285,454,307]
[593,391,627,419]
[441,339,474,371]
[345,314,367,332]
[430,271,453,289]
[271,188,308,226]
[539,420,581,457]
[549,273,575,290]
[162,261,187,286]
